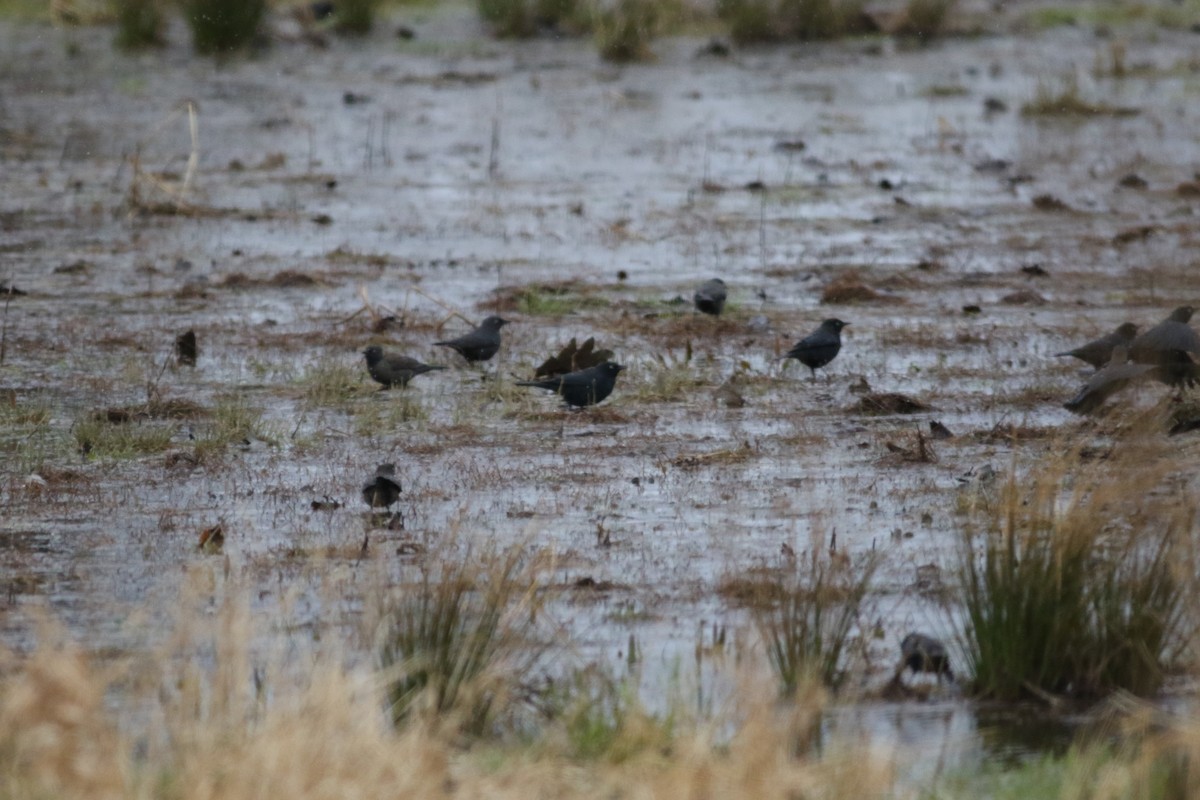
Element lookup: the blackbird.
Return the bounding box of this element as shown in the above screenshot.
[898,633,954,682]
[435,316,510,363]
[1055,322,1138,370]
[362,463,402,509]
[1129,306,1200,385]
[362,346,445,388]
[516,361,625,408]
[693,278,727,316]
[784,318,848,378]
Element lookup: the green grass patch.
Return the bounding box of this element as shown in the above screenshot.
[300,358,373,409]
[74,416,175,459]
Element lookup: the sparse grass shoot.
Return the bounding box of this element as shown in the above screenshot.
[1022,75,1139,117]
[376,543,546,735]
[740,549,877,693]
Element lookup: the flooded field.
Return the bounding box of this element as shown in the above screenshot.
[3,0,1200,786]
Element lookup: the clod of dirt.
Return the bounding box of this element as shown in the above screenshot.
[983,97,1008,113]
[310,497,342,511]
[54,260,92,275]
[821,275,902,305]
[713,380,746,408]
[1175,181,1200,197]
[880,431,936,464]
[851,392,931,415]
[571,576,618,591]
[1113,225,1158,245]
[774,139,806,152]
[1,284,26,296]
[1020,263,1048,277]
[1000,288,1046,305]
[972,423,1055,442]
[218,270,328,289]
[534,336,614,378]
[1117,173,1148,189]
[94,398,209,423]
[696,38,731,58]
[962,304,982,315]
[1032,194,1071,211]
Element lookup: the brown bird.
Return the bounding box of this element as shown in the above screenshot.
[363,346,445,388]
[1128,306,1200,386]
[1055,322,1138,370]
[1063,346,1158,415]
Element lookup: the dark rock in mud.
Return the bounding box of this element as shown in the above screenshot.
[1032,194,1070,211]
[853,392,930,415]
[693,278,727,317]
[362,464,402,509]
[897,633,954,681]
[175,329,198,367]
[1000,288,1045,305]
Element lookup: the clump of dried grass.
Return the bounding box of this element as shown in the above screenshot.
[0,581,899,800]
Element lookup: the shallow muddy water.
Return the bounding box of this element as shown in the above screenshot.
[3,1,1200,780]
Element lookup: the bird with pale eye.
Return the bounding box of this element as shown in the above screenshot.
[434,316,510,363]
[784,318,848,379]
[516,361,625,408]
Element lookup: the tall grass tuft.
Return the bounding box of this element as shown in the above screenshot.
[335,0,377,35]
[896,0,955,41]
[748,549,877,693]
[477,0,584,38]
[375,543,547,735]
[719,0,870,43]
[182,0,264,54]
[594,0,660,62]
[958,456,1197,701]
[113,0,165,49]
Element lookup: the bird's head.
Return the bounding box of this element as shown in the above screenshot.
[482,316,510,330]
[822,318,849,333]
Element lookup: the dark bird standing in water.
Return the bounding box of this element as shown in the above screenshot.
[435,316,510,363]
[784,318,848,378]
[362,346,445,388]
[898,633,954,682]
[516,361,625,408]
[1128,306,1200,386]
[693,278,727,317]
[1056,322,1138,370]
[362,463,402,509]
